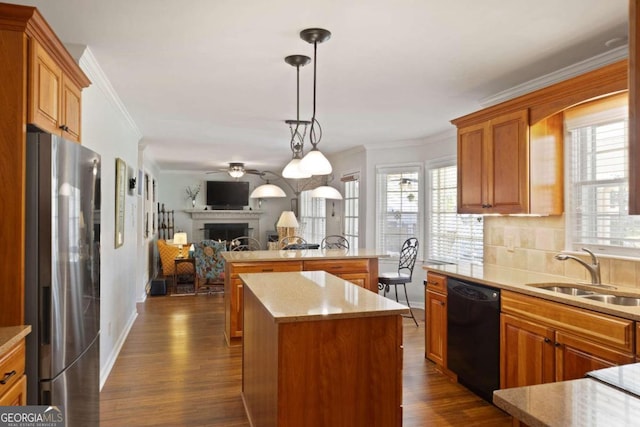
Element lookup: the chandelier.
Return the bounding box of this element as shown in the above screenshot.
[282,54,312,179]
[283,28,333,177]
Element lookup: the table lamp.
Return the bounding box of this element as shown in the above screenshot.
[277,211,299,245]
[173,232,188,258]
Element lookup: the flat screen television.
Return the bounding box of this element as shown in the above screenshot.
[206,181,249,210]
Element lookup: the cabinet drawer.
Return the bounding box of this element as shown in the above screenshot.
[425,273,447,294]
[229,261,302,275]
[0,340,25,397]
[502,290,634,352]
[304,259,370,274]
[0,374,26,406]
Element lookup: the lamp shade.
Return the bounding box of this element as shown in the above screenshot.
[173,232,188,245]
[311,185,343,199]
[299,149,332,175]
[282,158,312,179]
[277,211,299,228]
[250,183,286,198]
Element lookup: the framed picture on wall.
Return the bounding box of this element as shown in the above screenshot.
[115,158,126,248]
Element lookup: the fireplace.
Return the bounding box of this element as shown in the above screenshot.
[204,223,249,243]
[186,209,263,245]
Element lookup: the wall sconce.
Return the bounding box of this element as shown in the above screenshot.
[129,177,137,190]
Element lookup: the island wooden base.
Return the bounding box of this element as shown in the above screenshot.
[242,285,403,427]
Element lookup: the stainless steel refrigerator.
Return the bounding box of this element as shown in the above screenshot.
[25,130,101,426]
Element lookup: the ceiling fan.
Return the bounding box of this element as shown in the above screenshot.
[206,162,263,179]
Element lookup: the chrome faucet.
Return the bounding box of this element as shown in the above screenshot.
[554,248,607,287]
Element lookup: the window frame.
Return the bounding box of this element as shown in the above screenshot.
[375,163,423,259]
[298,189,326,245]
[342,172,360,250]
[426,157,484,264]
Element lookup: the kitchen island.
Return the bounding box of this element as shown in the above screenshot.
[240,270,407,427]
[222,248,387,345]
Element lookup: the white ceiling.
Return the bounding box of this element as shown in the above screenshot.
[10,0,629,173]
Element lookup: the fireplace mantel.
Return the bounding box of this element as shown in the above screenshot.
[184,209,264,242]
[184,209,264,221]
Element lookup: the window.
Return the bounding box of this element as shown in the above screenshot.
[298,190,326,244]
[565,93,640,256]
[376,166,421,257]
[342,174,359,249]
[428,163,483,264]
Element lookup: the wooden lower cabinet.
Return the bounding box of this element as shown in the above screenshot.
[426,289,447,367]
[501,290,636,389]
[0,339,27,406]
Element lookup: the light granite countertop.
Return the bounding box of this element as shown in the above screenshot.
[494,377,640,427]
[223,248,388,262]
[0,325,31,354]
[423,263,640,321]
[588,363,640,398]
[240,270,409,323]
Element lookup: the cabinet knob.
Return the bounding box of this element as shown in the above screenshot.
[544,338,551,344]
[554,342,561,348]
[59,124,70,132]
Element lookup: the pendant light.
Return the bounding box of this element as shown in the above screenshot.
[299,28,333,176]
[282,54,312,179]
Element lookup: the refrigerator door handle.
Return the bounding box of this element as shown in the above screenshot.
[42,285,51,345]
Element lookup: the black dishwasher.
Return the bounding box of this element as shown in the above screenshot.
[447,278,500,403]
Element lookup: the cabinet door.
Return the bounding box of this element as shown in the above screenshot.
[555,331,635,382]
[487,110,529,213]
[426,290,447,367]
[0,375,26,406]
[500,313,555,388]
[457,122,487,213]
[29,40,62,134]
[61,77,82,142]
[231,278,244,338]
[335,273,368,288]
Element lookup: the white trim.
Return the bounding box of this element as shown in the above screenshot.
[100,309,138,391]
[479,45,628,108]
[77,45,144,140]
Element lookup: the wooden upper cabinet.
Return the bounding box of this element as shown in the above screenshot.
[28,38,83,143]
[630,0,640,215]
[458,110,529,214]
[452,58,628,216]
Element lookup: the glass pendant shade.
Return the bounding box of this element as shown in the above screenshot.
[249,183,286,198]
[311,185,342,199]
[300,149,332,175]
[282,158,312,179]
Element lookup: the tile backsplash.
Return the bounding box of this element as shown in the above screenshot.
[484,215,640,289]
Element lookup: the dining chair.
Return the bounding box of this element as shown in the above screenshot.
[378,237,419,326]
[279,235,307,250]
[321,235,350,250]
[229,236,262,251]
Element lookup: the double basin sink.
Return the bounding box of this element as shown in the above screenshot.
[530,284,640,307]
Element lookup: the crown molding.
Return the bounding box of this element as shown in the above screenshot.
[74,45,143,140]
[479,45,628,108]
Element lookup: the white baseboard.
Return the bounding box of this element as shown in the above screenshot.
[99,309,138,391]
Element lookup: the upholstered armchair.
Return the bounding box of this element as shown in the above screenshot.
[157,239,194,277]
[194,240,227,294]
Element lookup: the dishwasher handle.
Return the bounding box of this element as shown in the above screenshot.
[448,280,500,302]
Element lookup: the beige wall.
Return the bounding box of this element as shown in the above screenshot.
[484,215,640,288]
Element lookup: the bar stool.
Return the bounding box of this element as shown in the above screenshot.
[378,237,419,327]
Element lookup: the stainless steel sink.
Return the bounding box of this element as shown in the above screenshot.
[580,295,640,306]
[536,285,596,296]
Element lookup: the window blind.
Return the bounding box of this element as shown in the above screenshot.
[565,93,640,256]
[376,166,421,257]
[428,164,483,264]
[343,177,359,249]
[298,190,326,244]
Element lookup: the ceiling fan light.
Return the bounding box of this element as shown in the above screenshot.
[228,163,246,178]
[311,185,342,199]
[282,158,312,179]
[300,149,332,175]
[249,183,286,199]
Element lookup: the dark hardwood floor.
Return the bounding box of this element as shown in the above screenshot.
[100,293,512,426]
